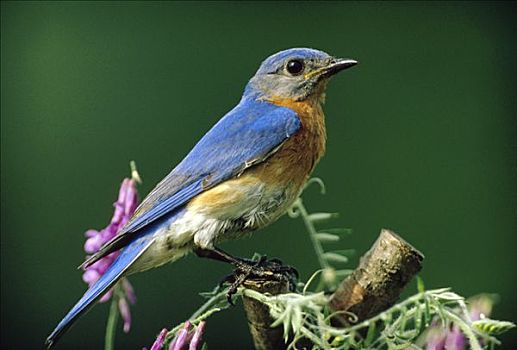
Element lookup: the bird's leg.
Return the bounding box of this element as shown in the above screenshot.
[193,246,261,266]
[194,246,298,303]
[193,246,244,264]
[194,246,293,273]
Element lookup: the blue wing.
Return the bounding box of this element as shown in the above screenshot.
[82,99,300,267]
[127,99,300,232]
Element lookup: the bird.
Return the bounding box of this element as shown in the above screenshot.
[45,47,357,348]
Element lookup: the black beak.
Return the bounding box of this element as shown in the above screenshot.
[324,58,358,76]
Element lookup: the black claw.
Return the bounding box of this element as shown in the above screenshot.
[220,255,299,299]
[218,272,235,288]
[225,265,253,304]
[226,289,236,305]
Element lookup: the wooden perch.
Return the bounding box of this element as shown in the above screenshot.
[329,228,424,324]
[241,229,423,349]
[242,277,291,350]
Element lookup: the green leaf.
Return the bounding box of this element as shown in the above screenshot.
[283,309,292,342]
[334,269,354,278]
[329,249,355,257]
[323,252,349,264]
[250,252,264,261]
[323,227,353,235]
[413,305,423,333]
[424,297,431,327]
[472,319,516,335]
[291,306,303,335]
[365,321,376,346]
[198,284,224,299]
[436,291,464,302]
[198,291,216,298]
[315,232,340,242]
[307,212,339,223]
[417,276,425,293]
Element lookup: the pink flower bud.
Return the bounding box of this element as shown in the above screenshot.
[149,328,168,350]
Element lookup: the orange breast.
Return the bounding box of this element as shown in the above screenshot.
[253,96,327,187]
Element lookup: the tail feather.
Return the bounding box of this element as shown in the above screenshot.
[79,230,141,270]
[45,236,154,349]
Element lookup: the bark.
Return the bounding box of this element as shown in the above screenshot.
[242,277,291,350]
[329,228,424,324]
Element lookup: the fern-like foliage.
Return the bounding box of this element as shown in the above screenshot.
[472,319,516,336]
[166,283,514,350]
[241,286,515,350]
[287,178,353,291]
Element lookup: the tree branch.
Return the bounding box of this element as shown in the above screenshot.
[242,277,291,350]
[329,228,424,324]
[241,229,423,349]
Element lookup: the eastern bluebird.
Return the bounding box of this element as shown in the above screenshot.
[46,47,357,348]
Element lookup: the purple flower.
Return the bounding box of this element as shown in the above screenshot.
[424,324,447,350]
[188,322,206,350]
[82,173,140,332]
[423,294,494,350]
[144,321,206,350]
[443,326,465,350]
[170,321,206,350]
[144,328,168,350]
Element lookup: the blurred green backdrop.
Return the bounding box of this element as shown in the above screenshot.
[1,1,516,349]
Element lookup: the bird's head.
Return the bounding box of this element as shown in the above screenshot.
[244,48,357,103]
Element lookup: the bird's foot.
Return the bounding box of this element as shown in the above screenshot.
[220,256,298,304]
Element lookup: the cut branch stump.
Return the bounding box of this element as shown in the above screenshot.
[330,229,424,324]
[242,277,291,350]
[241,228,424,349]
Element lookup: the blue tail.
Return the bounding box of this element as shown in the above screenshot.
[45,236,154,349]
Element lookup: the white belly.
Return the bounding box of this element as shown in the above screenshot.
[131,180,297,272]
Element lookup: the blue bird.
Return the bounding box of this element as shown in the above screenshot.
[46,48,357,348]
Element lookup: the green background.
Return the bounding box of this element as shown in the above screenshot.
[2,2,516,349]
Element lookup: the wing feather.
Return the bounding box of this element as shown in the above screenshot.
[81,99,300,268]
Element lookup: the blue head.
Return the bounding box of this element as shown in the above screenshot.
[244,48,357,102]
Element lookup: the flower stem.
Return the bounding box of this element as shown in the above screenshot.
[166,288,230,340]
[189,289,229,320]
[130,160,142,184]
[105,294,119,350]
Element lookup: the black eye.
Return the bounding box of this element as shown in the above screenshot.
[286,59,304,75]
